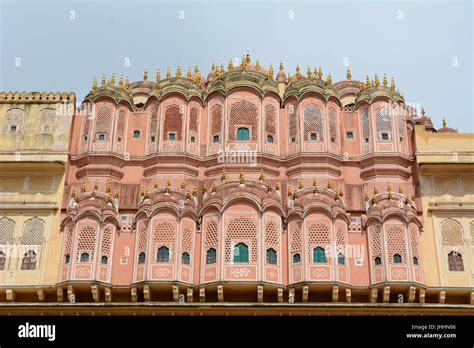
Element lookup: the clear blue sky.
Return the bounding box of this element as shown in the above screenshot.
[1,0,473,132]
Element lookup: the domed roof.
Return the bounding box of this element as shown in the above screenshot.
[437,119,458,133]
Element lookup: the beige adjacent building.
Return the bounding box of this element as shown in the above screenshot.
[0,92,75,300]
[415,121,474,290]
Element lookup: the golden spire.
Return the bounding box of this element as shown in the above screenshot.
[186,67,191,79]
[299,180,303,190]
[390,77,395,91]
[165,178,170,194]
[313,178,319,194]
[111,73,116,86]
[125,76,129,89]
[307,66,312,79]
[364,192,369,201]
[326,73,332,85]
[327,180,332,189]
[267,184,272,193]
[279,62,284,71]
[101,74,106,86]
[268,64,273,79]
[228,59,233,71]
[255,60,260,71]
[442,118,447,127]
[296,65,301,78]
[186,191,191,200]
[202,185,207,194]
[196,70,201,84]
[318,66,323,79]
[288,186,293,197]
[212,183,217,193]
[374,73,380,87]
[156,69,161,82]
[275,182,280,191]
[373,186,378,195]
[192,186,197,196]
[346,67,352,80]
[215,65,220,77]
[80,184,86,193]
[143,71,148,81]
[411,192,415,201]
[366,75,371,89]
[119,75,124,87]
[194,65,199,74]
[359,82,365,92]
[106,185,111,194]
[176,66,181,78]
[166,67,171,79]
[115,190,120,199]
[106,78,110,87]
[241,55,247,69]
[221,168,226,182]
[92,78,97,91]
[239,167,245,184]
[246,53,251,64]
[94,180,99,191]
[383,73,388,87]
[181,181,186,190]
[220,64,224,75]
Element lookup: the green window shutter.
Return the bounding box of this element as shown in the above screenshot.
[237,127,249,141]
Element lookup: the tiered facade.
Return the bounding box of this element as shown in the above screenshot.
[0,56,472,314]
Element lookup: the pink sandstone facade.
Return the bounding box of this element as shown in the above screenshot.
[59,58,428,305]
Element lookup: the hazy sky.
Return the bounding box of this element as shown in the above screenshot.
[1,0,473,132]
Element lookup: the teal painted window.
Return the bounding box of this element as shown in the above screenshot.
[374,256,382,265]
[313,247,326,263]
[157,246,170,262]
[393,254,402,264]
[337,253,345,265]
[138,252,146,264]
[133,130,141,138]
[233,242,249,263]
[236,127,250,141]
[80,252,89,262]
[206,248,216,264]
[168,133,176,141]
[98,133,105,141]
[266,248,277,265]
[292,253,301,263]
[310,133,318,141]
[267,134,274,143]
[182,252,190,265]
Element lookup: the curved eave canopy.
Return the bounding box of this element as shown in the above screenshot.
[84,87,135,110]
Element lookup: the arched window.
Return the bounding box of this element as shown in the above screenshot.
[448,251,464,271]
[231,242,249,264]
[266,134,274,143]
[133,130,141,138]
[190,136,196,143]
[168,133,176,141]
[21,250,37,270]
[374,256,382,265]
[292,253,301,263]
[233,242,249,263]
[101,255,108,264]
[413,256,419,265]
[313,247,326,263]
[266,248,277,265]
[98,133,106,141]
[346,131,354,139]
[206,248,216,264]
[182,252,190,265]
[236,127,250,141]
[337,253,345,265]
[309,133,318,141]
[381,132,389,141]
[213,135,220,143]
[65,254,70,264]
[80,252,90,262]
[157,246,170,262]
[0,251,5,270]
[138,252,146,264]
[393,253,402,264]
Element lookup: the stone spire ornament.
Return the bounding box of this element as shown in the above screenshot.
[346,67,352,80]
[143,71,148,81]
